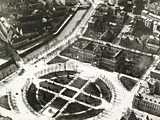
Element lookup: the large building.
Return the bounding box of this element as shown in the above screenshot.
[133,79,160,117]
[145,0,160,15]
[141,10,160,35]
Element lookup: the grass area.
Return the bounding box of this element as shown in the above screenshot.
[39,71,77,79]
[70,78,88,89]
[85,42,97,51]
[116,51,154,78]
[39,70,77,85]
[76,93,101,107]
[120,76,137,91]
[62,102,89,114]
[95,79,112,102]
[47,56,68,65]
[37,89,55,106]
[27,70,110,119]
[132,20,152,38]
[51,97,68,109]
[40,81,63,93]
[59,109,104,120]
[84,28,101,40]
[52,76,73,85]
[26,84,42,112]
[62,89,77,98]
[84,82,101,97]
[0,95,11,110]
[101,45,121,59]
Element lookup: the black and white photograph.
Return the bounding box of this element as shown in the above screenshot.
[0,0,159,120]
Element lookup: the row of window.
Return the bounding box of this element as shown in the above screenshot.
[145,97,160,104]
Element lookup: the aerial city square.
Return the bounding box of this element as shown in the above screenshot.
[0,0,160,120]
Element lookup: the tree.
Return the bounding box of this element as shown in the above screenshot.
[100,29,114,42]
[118,0,133,12]
[133,0,145,15]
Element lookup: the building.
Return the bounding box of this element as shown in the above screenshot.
[61,38,121,71]
[145,0,160,15]
[146,35,160,52]
[150,69,160,80]
[120,109,140,120]
[133,80,160,117]
[120,108,152,120]
[141,10,160,34]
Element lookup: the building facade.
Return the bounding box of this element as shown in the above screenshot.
[133,80,160,117]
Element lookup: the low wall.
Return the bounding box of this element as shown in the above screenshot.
[34,63,77,78]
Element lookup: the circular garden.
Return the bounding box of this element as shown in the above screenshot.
[26,70,112,120]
